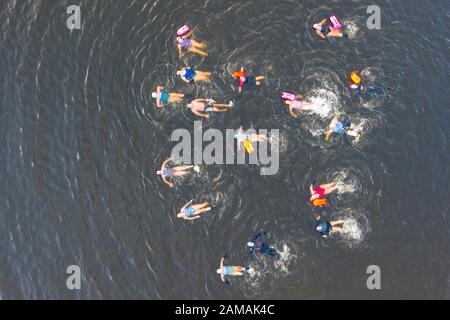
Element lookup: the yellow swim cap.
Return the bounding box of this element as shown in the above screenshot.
[350,71,361,85]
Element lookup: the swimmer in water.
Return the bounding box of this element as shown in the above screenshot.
[217,256,253,283]
[281,92,320,118]
[309,180,338,203]
[234,125,268,153]
[152,86,185,108]
[313,16,347,40]
[177,68,212,83]
[247,232,279,258]
[314,213,345,238]
[176,30,208,58]
[349,70,386,97]
[157,157,199,188]
[233,67,266,93]
[177,199,212,221]
[187,98,234,119]
[325,114,361,141]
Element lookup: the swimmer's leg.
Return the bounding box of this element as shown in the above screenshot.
[328,30,343,37]
[172,171,188,177]
[174,165,194,171]
[346,130,359,137]
[331,226,344,233]
[170,93,185,98]
[194,74,210,82]
[193,202,209,209]
[211,105,231,112]
[168,95,184,103]
[300,103,316,111]
[197,207,212,214]
[191,39,207,48]
[188,47,208,57]
[331,220,345,226]
[320,182,336,189]
[197,71,212,76]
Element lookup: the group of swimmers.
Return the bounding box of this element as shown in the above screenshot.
[153,16,380,283]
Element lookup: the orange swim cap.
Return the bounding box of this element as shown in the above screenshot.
[350,71,361,85]
[233,71,245,78]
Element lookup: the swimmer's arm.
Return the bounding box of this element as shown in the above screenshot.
[162,157,172,168]
[183,199,194,209]
[220,258,225,281]
[289,107,298,118]
[319,18,327,26]
[296,94,304,99]
[156,86,163,107]
[316,31,326,40]
[184,216,200,221]
[180,200,191,211]
[193,110,209,119]
[181,77,190,83]
[162,176,174,188]
[309,184,315,195]
[177,45,183,59]
[325,129,333,141]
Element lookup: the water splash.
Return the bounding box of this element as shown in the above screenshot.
[305,88,340,118]
[342,217,363,242]
[274,243,296,276]
[332,170,359,195]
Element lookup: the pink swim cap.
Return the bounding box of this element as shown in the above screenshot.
[281,92,296,101]
[156,170,163,176]
[329,16,342,30]
[177,25,190,37]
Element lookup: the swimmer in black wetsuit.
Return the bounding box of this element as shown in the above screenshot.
[247,232,279,258]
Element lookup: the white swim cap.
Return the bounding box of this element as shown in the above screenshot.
[313,23,321,31]
[247,242,255,247]
[151,92,157,98]
[186,104,192,109]
[216,269,222,274]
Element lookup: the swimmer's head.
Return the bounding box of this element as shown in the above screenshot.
[247,242,255,248]
[186,104,192,109]
[151,92,157,98]
[156,170,163,176]
[216,269,222,274]
[316,225,324,232]
[314,213,322,221]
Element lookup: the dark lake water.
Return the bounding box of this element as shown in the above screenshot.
[0,0,448,299]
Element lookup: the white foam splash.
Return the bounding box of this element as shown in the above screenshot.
[274,243,296,275]
[343,218,363,242]
[333,171,358,194]
[343,20,359,39]
[306,88,340,118]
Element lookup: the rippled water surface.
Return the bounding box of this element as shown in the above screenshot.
[0,0,448,299]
